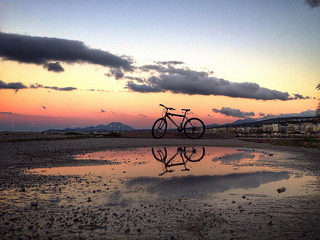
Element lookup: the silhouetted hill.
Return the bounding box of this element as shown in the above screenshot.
[48,122,135,132]
[230,118,257,125]
[217,116,318,128]
[206,123,221,128]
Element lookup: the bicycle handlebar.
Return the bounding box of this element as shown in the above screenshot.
[159,104,175,111]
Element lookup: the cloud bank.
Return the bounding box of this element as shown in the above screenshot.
[126,62,305,101]
[29,83,77,91]
[0,80,28,92]
[0,80,112,93]
[1,32,312,101]
[263,109,316,119]
[0,31,133,72]
[213,107,255,118]
[212,106,316,120]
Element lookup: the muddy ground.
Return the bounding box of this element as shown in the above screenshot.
[0,134,319,239]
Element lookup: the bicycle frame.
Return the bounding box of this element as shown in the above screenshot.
[154,147,190,176]
[166,113,186,128]
[163,108,189,129]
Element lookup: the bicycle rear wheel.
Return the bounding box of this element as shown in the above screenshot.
[152,118,167,138]
[151,147,167,162]
[184,118,205,139]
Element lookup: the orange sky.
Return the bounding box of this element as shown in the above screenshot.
[1,1,319,131]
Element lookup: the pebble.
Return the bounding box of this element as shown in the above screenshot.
[276,187,286,193]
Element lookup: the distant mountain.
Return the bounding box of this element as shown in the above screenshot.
[208,110,316,128]
[206,118,261,128]
[49,122,135,132]
[230,118,258,125]
[210,116,318,128]
[206,123,221,128]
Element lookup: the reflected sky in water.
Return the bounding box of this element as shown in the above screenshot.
[27,147,318,203]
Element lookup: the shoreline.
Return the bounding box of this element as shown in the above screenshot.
[1,136,319,239]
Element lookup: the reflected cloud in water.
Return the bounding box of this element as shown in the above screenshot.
[211,148,273,165]
[212,152,255,164]
[127,171,290,197]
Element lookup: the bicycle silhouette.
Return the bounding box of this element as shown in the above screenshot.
[152,104,205,139]
[151,146,205,176]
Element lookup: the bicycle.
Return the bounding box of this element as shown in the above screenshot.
[152,147,189,176]
[152,104,205,139]
[151,146,205,176]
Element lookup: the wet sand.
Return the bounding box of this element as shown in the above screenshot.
[0,135,319,239]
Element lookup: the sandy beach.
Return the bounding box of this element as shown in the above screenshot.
[0,134,319,239]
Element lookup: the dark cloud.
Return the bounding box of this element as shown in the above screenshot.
[139,61,184,72]
[0,80,106,93]
[126,64,297,100]
[127,80,162,93]
[305,0,320,8]
[43,62,64,73]
[212,107,255,118]
[125,76,144,83]
[156,61,185,66]
[29,83,77,91]
[0,80,28,92]
[83,88,109,93]
[0,32,133,72]
[140,64,166,73]
[105,68,125,80]
[292,93,311,100]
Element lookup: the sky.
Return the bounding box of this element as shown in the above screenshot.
[0,0,320,131]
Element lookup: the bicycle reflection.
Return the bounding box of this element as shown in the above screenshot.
[151,147,205,176]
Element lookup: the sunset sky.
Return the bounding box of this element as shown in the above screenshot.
[1,0,320,131]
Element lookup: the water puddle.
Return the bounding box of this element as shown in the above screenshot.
[26,146,318,207]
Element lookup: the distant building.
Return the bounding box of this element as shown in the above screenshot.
[208,118,319,136]
[262,124,279,133]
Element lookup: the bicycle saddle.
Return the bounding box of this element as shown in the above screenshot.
[181,108,190,112]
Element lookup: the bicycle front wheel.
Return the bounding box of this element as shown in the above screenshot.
[184,147,205,162]
[184,118,205,139]
[152,118,167,138]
